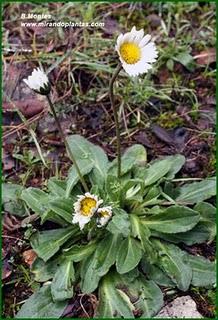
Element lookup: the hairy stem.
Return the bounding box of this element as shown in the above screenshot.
[46,95,89,193]
[109,64,122,178]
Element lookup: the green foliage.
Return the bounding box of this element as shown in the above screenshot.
[175,178,216,204]
[145,206,200,233]
[188,255,216,287]
[116,236,142,274]
[106,208,131,236]
[66,134,109,196]
[2,183,26,217]
[30,227,79,262]
[109,144,147,176]
[98,271,163,318]
[51,260,75,301]
[15,284,67,318]
[152,240,192,291]
[98,271,135,318]
[11,135,216,318]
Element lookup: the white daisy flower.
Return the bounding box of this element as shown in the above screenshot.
[23,67,50,95]
[115,26,158,77]
[72,192,103,230]
[97,206,112,228]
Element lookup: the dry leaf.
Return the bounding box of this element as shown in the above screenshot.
[22,249,37,266]
[194,48,216,65]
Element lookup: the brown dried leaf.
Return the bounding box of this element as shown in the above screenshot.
[22,249,37,266]
[3,152,15,171]
[3,99,44,118]
[194,48,216,65]
[152,124,174,145]
[2,260,12,280]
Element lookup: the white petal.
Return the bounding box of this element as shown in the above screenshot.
[116,26,157,77]
[139,34,152,47]
[23,68,49,91]
[134,29,144,43]
[141,44,158,62]
[72,213,91,230]
[131,26,136,33]
[116,33,124,49]
[122,59,152,77]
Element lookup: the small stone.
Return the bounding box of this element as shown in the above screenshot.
[155,296,202,318]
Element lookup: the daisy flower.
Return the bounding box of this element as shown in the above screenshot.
[72,193,103,230]
[97,206,112,227]
[23,67,51,95]
[115,26,158,77]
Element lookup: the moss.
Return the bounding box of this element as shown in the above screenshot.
[155,111,184,129]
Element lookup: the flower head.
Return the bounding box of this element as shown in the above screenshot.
[115,26,158,77]
[23,67,50,95]
[97,206,112,227]
[72,192,103,230]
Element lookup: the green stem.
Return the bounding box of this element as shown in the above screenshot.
[109,64,122,178]
[46,95,89,193]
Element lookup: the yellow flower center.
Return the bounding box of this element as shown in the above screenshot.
[120,42,141,64]
[99,210,110,217]
[80,197,97,216]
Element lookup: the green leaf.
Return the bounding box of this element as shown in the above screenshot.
[143,185,161,206]
[122,179,144,203]
[95,233,121,276]
[116,236,142,274]
[151,222,212,245]
[131,215,151,244]
[130,215,156,263]
[166,58,174,71]
[163,181,180,199]
[51,260,75,301]
[21,188,50,215]
[15,284,67,318]
[153,240,192,291]
[66,134,108,190]
[80,252,101,293]
[106,208,130,237]
[142,158,172,187]
[97,271,135,318]
[89,144,109,186]
[128,276,164,317]
[31,257,61,282]
[105,174,122,203]
[109,144,147,176]
[175,177,216,204]
[66,159,93,198]
[47,178,67,197]
[80,234,120,293]
[141,260,175,287]
[63,241,97,262]
[188,255,216,287]
[2,183,24,202]
[48,198,73,224]
[41,209,67,226]
[30,226,78,262]
[145,206,199,233]
[164,154,186,179]
[21,188,70,225]
[98,271,163,318]
[2,183,26,217]
[173,51,195,71]
[194,202,216,223]
[138,155,185,187]
[194,202,216,241]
